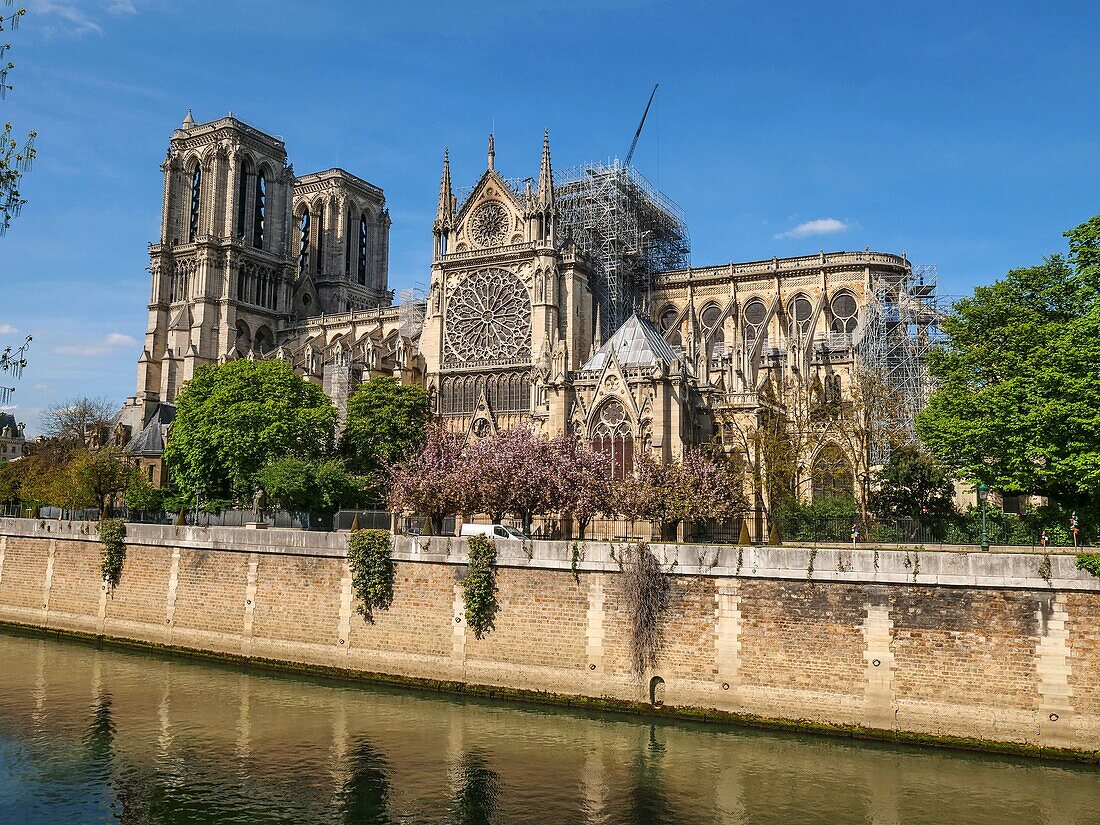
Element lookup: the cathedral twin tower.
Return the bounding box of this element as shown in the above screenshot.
[131,111,391,426]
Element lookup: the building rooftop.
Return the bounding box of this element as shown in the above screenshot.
[580,312,678,372]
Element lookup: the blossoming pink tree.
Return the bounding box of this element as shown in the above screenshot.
[552,435,613,539]
[467,426,562,535]
[388,426,468,536]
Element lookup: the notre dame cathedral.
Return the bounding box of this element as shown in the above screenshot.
[119,112,914,502]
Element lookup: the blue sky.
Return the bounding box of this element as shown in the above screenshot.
[1,0,1098,434]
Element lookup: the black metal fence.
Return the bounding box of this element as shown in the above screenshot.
[0,499,1087,548]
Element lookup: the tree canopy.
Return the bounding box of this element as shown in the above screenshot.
[255,456,364,518]
[339,376,430,494]
[163,360,337,508]
[869,445,954,523]
[917,215,1100,504]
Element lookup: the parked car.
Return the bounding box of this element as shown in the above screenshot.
[459,523,525,540]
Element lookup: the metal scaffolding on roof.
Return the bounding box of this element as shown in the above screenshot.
[856,263,945,464]
[556,160,690,338]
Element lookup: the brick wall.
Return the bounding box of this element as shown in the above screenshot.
[0,522,1098,755]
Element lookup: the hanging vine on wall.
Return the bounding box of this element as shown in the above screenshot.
[622,541,671,680]
[99,518,126,591]
[347,529,395,623]
[463,535,498,639]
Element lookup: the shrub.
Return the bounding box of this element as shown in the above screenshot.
[99,517,126,591]
[347,529,395,623]
[463,535,498,639]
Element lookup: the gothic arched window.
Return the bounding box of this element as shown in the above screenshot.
[236,157,252,238]
[297,211,310,278]
[812,443,854,501]
[358,213,369,285]
[252,170,267,250]
[789,295,813,337]
[315,207,325,275]
[743,298,767,346]
[701,303,724,355]
[831,292,858,334]
[592,400,634,480]
[345,209,354,277]
[188,164,201,242]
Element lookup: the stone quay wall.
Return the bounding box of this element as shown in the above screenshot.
[0,517,1098,757]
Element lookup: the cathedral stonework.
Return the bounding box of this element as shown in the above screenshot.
[121,113,913,507]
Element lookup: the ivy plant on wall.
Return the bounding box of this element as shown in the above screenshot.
[99,518,126,591]
[1075,553,1100,580]
[347,529,395,623]
[622,541,671,679]
[463,535,498,639]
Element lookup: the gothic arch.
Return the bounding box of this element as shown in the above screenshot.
[253,162,273,250]
[829,290,858,334]
[235,320,252,355]
[253,326,274,355]
[811,442,854,501]
[590,398,635,480]
[295,202,311,278]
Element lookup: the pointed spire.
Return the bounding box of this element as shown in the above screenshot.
[592,304,603,354]
[537,128,554,208]
[487,133,495,171]
[434,148,454,230]
[181,109,195,129]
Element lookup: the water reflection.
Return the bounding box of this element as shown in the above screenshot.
[446,751,501,825]
[0,630,1097,825]
[339,739,393,824]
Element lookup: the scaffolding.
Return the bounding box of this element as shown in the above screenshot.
[398,287,426,340]
[556,160,690,337]
[856,264,944,464]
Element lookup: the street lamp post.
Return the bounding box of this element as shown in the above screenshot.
[977,482,990,552]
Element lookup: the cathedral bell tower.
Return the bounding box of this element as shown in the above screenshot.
[128,112,296,425]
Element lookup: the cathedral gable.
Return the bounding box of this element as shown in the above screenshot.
[453,170,526,252]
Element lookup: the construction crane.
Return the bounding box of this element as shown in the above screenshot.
[624,83,659,167]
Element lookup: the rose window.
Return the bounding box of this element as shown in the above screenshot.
[469,201,510,248]
[445,268,531,366]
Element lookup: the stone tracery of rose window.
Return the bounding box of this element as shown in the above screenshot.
[444,268,531,366]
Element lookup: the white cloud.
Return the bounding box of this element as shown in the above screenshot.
[0,324,17,335]
[775,218,850,240]
[29,1,139,37]
[53,332,138,356]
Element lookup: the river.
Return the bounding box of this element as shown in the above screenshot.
[0,630,1096,823]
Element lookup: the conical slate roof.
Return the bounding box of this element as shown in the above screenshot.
[580,312,678,372]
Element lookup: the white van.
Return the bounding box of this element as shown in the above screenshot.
[460,523,525,540]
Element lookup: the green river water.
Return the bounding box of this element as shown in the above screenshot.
[0,630,1097,824]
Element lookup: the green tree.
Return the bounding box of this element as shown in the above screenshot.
[917,215,1100,505]
[340,376,430,495]
[163,360,337,508]
[124,469,164,512]
[255,456,363,518]
[67,447,129,515]
[869,445,954,523]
